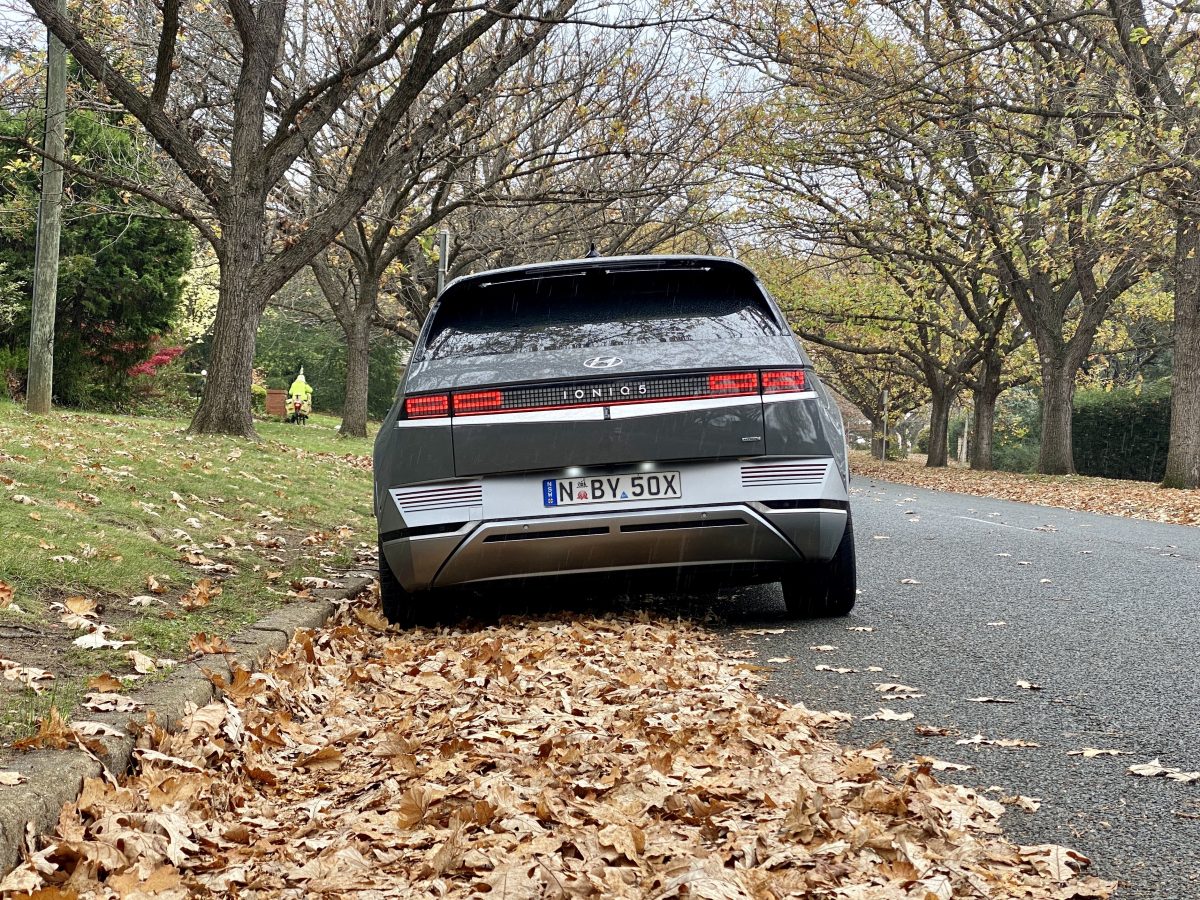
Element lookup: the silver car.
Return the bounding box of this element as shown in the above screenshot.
[373,255,855,624]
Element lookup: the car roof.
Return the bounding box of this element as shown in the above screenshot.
[441,254,758,294]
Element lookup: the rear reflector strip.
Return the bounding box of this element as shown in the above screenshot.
[620,518,746,533]
[483,526,609,542]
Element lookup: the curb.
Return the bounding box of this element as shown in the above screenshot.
[0,576,373,877]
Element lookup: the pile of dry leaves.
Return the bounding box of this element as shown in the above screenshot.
[2,597,1115,898]
[852,454,1200,526]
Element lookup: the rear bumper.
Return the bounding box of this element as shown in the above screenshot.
[382,502,847,591]
[378,456,849,592]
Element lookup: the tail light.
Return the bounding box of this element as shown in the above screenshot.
[762,369,807,393]
[453,390,503,414]
[708,372,760,395]
[403,394,450,418]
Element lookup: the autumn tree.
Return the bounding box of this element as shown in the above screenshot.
[719,0,1161,474]
[307,26,729,436]
[23,0,578,437]
[1084,0,1200,487]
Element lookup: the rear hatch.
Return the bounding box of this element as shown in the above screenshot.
[403,259,805,476]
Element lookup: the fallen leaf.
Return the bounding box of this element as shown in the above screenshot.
[181,577,221,610]
[863,708,914,721]
[128,650,174,674]
[189,632,234,654]
[354,607,392,632]
[0,581,13,608]
[87,673,126,692]
[1019,844,1090,881]
[295,747,343,770]
[73,628,135,650]
[900,578,922,585]
[1128,758,1200,783]
[1003,795,1043,812]
[64,595,98,617]
[956,734,1040,749]
[808,645,838,652]
[1068,748,1130,759]
[12,707,73,750]
[916,756,973,772]
[84,692,141,712]
[1016,680,1043,690]
[0,770,26,785]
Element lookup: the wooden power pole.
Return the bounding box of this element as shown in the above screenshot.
[26,0,67,414]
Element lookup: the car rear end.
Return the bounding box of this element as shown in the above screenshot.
[374,256,853,620]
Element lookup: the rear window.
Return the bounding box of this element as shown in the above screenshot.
[421,267,783,359]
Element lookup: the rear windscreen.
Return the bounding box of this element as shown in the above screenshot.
[421,267,784,359]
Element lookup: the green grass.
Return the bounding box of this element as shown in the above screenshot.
[0,400,376,742]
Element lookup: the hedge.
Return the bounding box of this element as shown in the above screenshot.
[1071,380,1171,482]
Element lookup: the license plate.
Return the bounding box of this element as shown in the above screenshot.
[542,471,682,507]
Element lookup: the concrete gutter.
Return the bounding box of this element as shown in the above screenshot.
[0,577,373,876]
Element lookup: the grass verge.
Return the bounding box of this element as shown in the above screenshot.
[0,400,375,746]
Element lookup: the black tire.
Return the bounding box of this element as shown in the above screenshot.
[781,515,857,617]
[379,541,416,626]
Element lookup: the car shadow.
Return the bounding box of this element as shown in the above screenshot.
[409,574,796,631]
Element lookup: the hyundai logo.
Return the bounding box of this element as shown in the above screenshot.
[584,356,623,369]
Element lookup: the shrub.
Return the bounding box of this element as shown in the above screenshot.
[0,345,26,401]
[1072,380,1171,482]
[123,340,197,418]
[992,389,1041,473]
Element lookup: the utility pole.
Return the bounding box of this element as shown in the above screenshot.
[26,0,67,414]
[436,231,449,295]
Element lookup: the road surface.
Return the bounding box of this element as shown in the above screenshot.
[713,476,1200,899]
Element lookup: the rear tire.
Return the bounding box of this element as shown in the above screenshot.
[781,515,856,617]
[379,541,417,626]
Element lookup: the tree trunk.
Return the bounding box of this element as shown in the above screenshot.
[970,354,1002,471]
[340,284,376,438]
[869,418,884,459]
[189,271,263,438]
[1163,211,1200,488]
[1038,358,1076,475]
[925,389,952,467]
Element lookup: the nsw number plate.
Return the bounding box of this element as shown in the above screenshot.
[542,471,682,507]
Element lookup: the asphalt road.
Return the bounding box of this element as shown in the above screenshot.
[712,476,1200,899]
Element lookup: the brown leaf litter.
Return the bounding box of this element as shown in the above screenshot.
[852,453,1200,526]
[1,599,1115,898]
